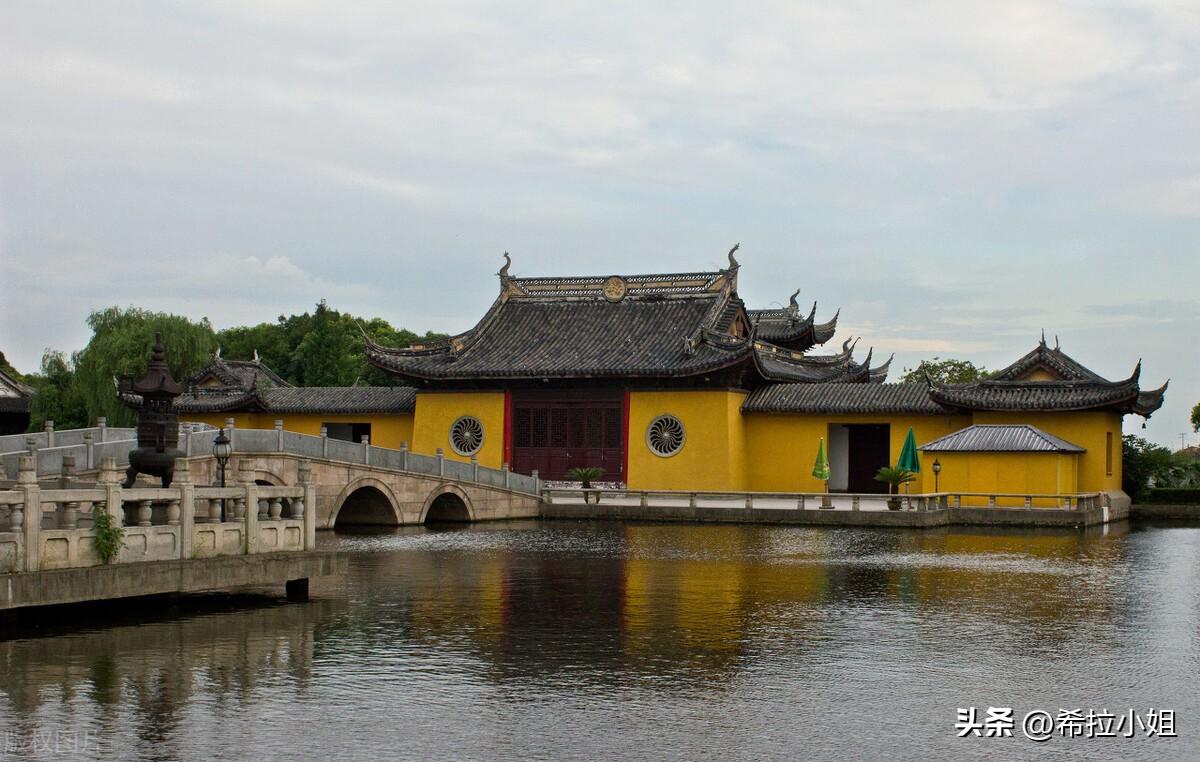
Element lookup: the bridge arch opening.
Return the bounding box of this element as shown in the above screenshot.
[335,486,400,528]
[424,492,471,524]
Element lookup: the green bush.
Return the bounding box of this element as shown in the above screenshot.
[92,508,126,564]
[565,466,605,488]
[1146,488,1200,505]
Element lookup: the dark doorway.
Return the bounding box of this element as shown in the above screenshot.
[335,486,398,527]
[846,424,890,493]
[512,391,624,482]
[425,493,471,524]
[324,422,371,443]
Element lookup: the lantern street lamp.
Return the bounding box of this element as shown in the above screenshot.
[932,459,942,494]
[213,428,233,521]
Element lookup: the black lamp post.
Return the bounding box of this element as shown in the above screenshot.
[213,428,232,521]
[932,459,942,493]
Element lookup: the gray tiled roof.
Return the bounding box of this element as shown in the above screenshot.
[743,382,950,414]
[176,386,415,414]
[989,342,1106,382]
[368,295,752,380]
[920,424,1085,453]
[747,294,838,350]
[0,368,32,413]
[189,356,292,390]
[929,344,1168,418]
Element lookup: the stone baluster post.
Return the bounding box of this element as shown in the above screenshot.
[400,442,409,471]
[362,435,370,466]
[60,454,77,488]
[471,455,479,483]
[25,437,38,477]
[502,462,510,490]
[320,426,329,459]
[176,458,195,559]
[269,496,283,521]
[44,420,55,449]
[242,459,259,555]
[437,448,445,477]
[83,431,95,470]
[98,457,123,528]
[275,420,284,451]
[532,469,540,495]
[298,461,316,547]
[18,456,40,572]
[226,417,236,452]
[96,416,107,442]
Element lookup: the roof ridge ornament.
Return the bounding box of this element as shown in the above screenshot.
[214,345,222,359]
[727,243,740,270]
[252,348,260,363]
[788,289,800,318]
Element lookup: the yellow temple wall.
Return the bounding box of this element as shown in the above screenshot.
[411,390,507,468]
[626,390,749,491]
[970,411,1122,493]
[930,451,1080,506]
[184,412,414,449]
[742,413,971,493]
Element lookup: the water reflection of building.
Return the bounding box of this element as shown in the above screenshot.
[392,523,1129,684]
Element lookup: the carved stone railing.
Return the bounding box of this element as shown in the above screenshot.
[1,418,541,497]
[541,489,1108,513]
[0,454,316,575]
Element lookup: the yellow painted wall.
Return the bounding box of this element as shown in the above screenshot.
[186,412,414,449]
[627,390,748,491]
[411,390,507,468]
[742,413,972,493]
[971,411,1122,492]
[931,451,1079,506]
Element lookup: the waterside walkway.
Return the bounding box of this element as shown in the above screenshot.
[542,489,1126,528]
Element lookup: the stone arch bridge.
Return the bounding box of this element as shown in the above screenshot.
[3,424,542,529]
[190,452,540,528]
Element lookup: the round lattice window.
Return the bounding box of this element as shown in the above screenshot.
[646,414,685,457]
[449,416,485,456]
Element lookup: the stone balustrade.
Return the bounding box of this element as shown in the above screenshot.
[0,454,316,575]
[541,488,1108,513]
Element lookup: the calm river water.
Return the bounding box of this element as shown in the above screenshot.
[2,520,1199,761]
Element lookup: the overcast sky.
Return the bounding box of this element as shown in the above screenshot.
[1,1,1196,446]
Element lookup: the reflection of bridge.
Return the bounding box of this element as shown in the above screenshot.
[1,422,543,529]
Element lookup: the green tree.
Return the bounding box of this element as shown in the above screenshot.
[0,350,21,379]
[291,300,357,386]
[74,307,217,426]
[1122,434,1175,501]
[25,350,89,430]
[901,357,989,384]
[1192,401,1199,433]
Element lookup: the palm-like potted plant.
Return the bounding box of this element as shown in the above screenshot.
[566,466,605,503]
[874,467,917,510]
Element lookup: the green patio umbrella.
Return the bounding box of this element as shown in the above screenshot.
[897,426,921,473]
[812,437,831,481]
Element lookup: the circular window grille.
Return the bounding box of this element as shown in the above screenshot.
[449,416,485,456]
[646,414,686,457]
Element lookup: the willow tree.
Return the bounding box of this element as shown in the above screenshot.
[73,307,217,426]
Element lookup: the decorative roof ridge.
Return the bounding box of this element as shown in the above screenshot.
[990,340,1108,383]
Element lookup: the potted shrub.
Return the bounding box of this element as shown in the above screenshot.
[566,467,605,503]
[874,467,917,510]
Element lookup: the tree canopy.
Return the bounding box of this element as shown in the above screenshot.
[899,357,989,384]
[1192,401,1199,433]
[14,302,443,431]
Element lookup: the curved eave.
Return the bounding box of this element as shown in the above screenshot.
[929,379,1146,414]
[1133,380,1169,418]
